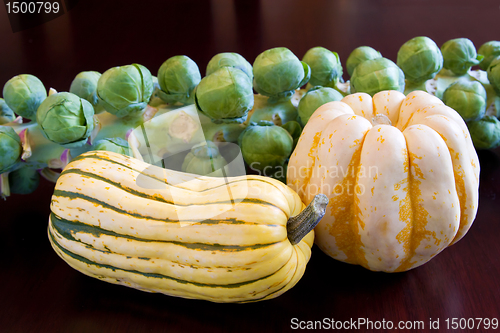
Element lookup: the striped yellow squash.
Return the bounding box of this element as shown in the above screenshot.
[48,150,327,303]
[287,90,480,272]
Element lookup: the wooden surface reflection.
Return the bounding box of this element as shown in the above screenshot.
[1,1,500,332]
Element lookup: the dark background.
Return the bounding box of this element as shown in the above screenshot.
[1,1,500,332]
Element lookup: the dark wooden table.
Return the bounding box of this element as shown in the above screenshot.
[2,1,500,332]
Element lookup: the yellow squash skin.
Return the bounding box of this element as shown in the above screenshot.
[287,90,479,272]
[48,150,314,303]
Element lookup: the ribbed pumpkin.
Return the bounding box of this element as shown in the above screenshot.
[287,90,480,272]
[48,150,327,303]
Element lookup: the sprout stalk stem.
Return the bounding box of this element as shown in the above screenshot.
[0,173,10,200]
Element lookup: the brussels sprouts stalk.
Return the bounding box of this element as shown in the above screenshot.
[82,104,161,149]
[8,121,67,170]
[0,68,186,199]
[0,114,23,127]
[198,91,301,144]
[0,104,160,175]
[304,81,349,97]
[49,149,71,170]
[19,128,32,160]
[247,94,298,126]
[167,110,200,143]
[0,91,300,198]
[40,167,60,183]
[333,81,350,96]
[127,130,143,162]
[485,96,500,118]
[426,69,497,103]
[0,173,10,200]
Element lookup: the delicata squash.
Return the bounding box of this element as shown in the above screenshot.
[287,90,479,272]
[48,150,327,303]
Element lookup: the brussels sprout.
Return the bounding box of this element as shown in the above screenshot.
[350,57,405,96]
[92,137,130,156]
[195,67,254,122]
[181,141,228,177]
[206,52,253,80]
[346,46,382,77]
[253,47,311,102]
[302,47,343,87]
[441,38,483,76]
[281,120,302,149]
[238,120,293,173]
[397,36,443,83]
[298,86,343,125]
[157,55,201,105]
[8,166,40,195]
[36,92,95,148]
[467,115,500,150]
[487,56,500,95]
[442,79,487,122]
[478,41,500,71]
[69,71,101,108]
[2,74,47,120]
[0,126,22,173]
[0,98,15,125]
[248,94,298,126]
[97,63,154,117]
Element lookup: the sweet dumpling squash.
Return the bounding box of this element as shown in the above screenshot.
[287,90,479,272]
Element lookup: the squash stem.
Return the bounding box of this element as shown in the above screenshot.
[371,114,392,126]
[287,193,328,245]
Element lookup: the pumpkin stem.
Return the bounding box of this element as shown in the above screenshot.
[287,193,328,245]
[372,114,392,126]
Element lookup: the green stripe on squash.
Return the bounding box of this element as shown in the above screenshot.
[48,225,289,289]
[68,152,282,194]
[50,212,280,252]
[59,168,277,209]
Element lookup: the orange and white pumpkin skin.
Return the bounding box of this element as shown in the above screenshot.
[287,90,479,272]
